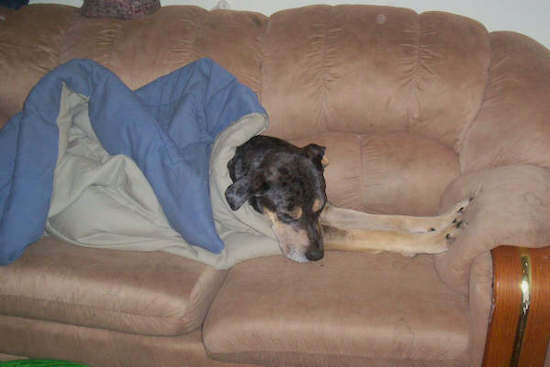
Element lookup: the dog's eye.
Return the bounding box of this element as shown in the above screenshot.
[278,213,297,223]
[279,206,302,223]
[289,206,303,219]
[312,198,325,213]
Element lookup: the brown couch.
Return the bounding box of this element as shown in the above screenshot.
[0,4,549,367]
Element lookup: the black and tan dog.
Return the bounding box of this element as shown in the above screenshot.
[225,136,469,263]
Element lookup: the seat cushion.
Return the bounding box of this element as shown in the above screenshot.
[203,252,470,367]
[0,237,227,336]
[0,315,259,367]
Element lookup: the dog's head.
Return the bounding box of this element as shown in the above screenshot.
[225,142,328,262]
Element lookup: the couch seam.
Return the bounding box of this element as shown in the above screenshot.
[257,11,269,104]
[55,7,76,66]
[406,12,422,135]
[455,32,493,172]
[357,134,368,211]
[192,7,207,63]
[318,6,331,133]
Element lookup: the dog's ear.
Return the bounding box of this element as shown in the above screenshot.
[303,144,328,167]
[225,174,267,211]
[225,177,252,210]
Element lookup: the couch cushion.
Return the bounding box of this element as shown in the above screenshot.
[291,132,460,215]
[204,252,469,367]
[261,5,490,150]
[0,315,259,367]
[0,237,227,336]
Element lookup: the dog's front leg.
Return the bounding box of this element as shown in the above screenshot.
[320,199,470,233]
[322,224,459,256]
[320,200,470,256]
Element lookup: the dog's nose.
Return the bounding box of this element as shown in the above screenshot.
[305,248,324,261]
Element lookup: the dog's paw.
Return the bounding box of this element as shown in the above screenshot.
[439,216,466,250]
[455,196,474,215]
[453,196,475,223]
[444,218,464,240]
[427,197,472,233]
[422,218,465,254]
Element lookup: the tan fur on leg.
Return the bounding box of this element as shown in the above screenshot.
[321,199,469,232]
[320,199,470,256]
[323,224,459,256]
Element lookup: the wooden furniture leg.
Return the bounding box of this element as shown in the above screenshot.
[483,245,550,367]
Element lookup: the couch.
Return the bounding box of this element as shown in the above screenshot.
[0,3,549,367]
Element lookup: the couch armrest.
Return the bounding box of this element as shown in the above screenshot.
[435,165,550,293]
[483,245,550,367]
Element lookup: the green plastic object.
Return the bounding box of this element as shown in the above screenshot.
[0,360,91,367]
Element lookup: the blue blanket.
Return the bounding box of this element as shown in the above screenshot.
[0,58,266,265]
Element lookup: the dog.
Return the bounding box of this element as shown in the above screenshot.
[225,135,469,263]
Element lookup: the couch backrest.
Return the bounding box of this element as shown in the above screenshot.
[2,4,550,215]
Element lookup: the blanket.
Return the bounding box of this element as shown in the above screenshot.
[0,58,280,267]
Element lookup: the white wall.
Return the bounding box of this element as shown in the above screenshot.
[31,0,550,49]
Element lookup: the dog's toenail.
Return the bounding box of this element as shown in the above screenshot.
[458,207,464,213]
[429,227,436,232]
[456,220,463,228]
[446,233,451,239]
[452,218,457,223]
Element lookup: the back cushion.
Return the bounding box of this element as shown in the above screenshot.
[292,132,459,215]
[60,7,267,94]
[261,5,490,148]
[0,5,78,123]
